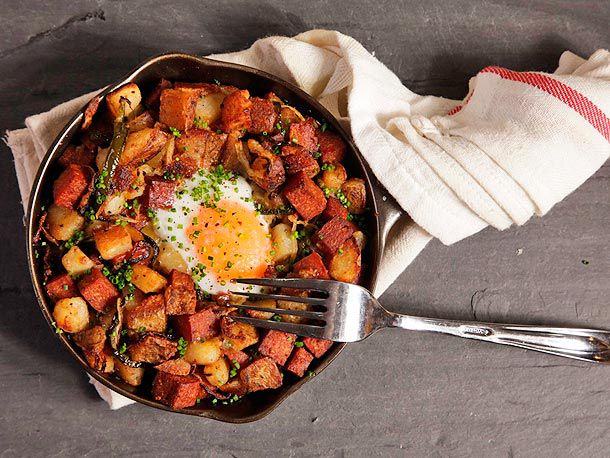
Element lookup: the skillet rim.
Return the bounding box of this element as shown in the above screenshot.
[25,52,384,423]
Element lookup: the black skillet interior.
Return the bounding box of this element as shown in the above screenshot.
[26,53,383,423]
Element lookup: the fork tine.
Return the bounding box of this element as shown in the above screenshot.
[234,277,331,292]
[232,316,327,339]
[229,290,326,306]
[229,303,325,319]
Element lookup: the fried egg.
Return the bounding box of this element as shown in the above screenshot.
[154,168,271,294]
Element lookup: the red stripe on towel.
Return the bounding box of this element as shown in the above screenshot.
[477,66,610,142]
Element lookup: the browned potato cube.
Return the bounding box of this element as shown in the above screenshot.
[106,83,142,119]
[131,264,167,293]
[203,356,230,387]
[53,297,90,333]
[115,359,145,386]
[61,246,96,277]
[340,178,367,214]
[94,226,132,260]
[328,238,361,283]
[319,163,347,190]
[119,128,169,166]
[220,317,259,351]
[47,204,85,241]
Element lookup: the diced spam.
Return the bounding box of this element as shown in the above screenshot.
[288,119,318,152]
[77,268,120,312]
[283,147,320,178]
[312,216,356,257]
[175,129,227,171]
[152,371,202,409]
[249,97,276,134]
[303,337,333,358]
[53,164,90,209]
[58,145,94,168]
[222,349,250,367]
[322,196,349,221]
[128,334,177,364]
[285,347,314,377]
[318,130,346,163]
[125,294,167,333]
[221,89,252,133]
[258,330,296,366]
[159,88,198,131]
[239,357,283,392]
[45,274,78,302]
[142,178,176,209]
[174,307,220,341]
[292,252,330,279]
[283,171,326,221]
[164,269,197,315]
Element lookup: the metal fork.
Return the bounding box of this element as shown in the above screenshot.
[231,278,610,364]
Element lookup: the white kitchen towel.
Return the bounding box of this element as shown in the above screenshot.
[6,30,610,409]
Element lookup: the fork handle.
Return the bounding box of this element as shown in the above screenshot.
[389,314,610,363]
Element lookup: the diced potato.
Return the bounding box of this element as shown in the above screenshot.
[203,356,230,387]
[119,128,168,166]
[195,91,226,125]
[62,246,96,277]
[97,193,126,218]
[328,238,361,283]
[245,299,276,320]
[131,264,167,293]
[94,226,132,260]
[319,163,347,190]
[141,223,161,244]
[53,297,90,333]
[47,204,85,241]
[221,318,259,351]
[276,300,309,324]
[183,337,222,365]
[106,83,142,119]
[270,223,298,264]
[84,220,107,238]
[115,359,145,386]
[125,225,144,242]
[353,231,366,250]
[341,178,367,214]
[155,242,188,274]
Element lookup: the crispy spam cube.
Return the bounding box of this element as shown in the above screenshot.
[53,164,90,209]
[322,196,349,221]
[292,252,330,279]
[131,264,167,294]
[94,225,132,260]
[106,83,141,119]
[288,119,318,152]
[283,171,326,221]
[159,88,198,131]
[328,237,362,284]
[175,129,228,171]
[221,89,252,133]
[128,334,177,364]
[154,358,192,376]
[45,273,78,302]
[303,337,333,358]
[283,147,320,178]
[58,145,94,168]
[318,130,346,163]
[219,378,248,396]
[312,216,356,257]
[152,371,202,409]
[249,97,276,134]
[77,268,120,312]
[220,317,259,351]
[125,294,167,333]
[239,357,283,392]
[223,349,250,368]
[174,307,220,341]
[258,330,297,366]
[286,347,314,377]
[119,127,169,166]
[142,177,176,209]
[164,270,197,315]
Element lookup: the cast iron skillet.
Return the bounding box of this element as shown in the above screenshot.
[26,53,404,423]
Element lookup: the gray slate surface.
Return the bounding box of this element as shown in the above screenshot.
[1,1,609,456]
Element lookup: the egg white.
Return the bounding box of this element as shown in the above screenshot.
[154,170,269,294]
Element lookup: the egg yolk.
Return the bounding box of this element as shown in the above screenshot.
[188,199,271,282]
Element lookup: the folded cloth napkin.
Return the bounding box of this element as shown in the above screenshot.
[6,30,610,409]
